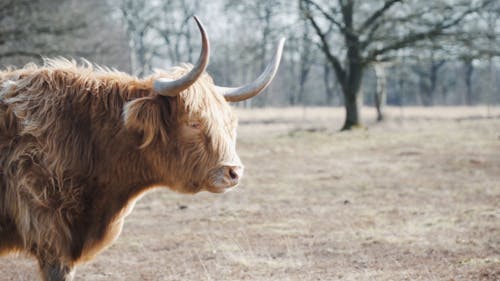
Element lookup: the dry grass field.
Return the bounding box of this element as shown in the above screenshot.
[1,106,499,281]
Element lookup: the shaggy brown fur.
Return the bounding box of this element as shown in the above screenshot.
[0,59,240,280]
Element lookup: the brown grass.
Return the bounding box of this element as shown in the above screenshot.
[1,106,499,280]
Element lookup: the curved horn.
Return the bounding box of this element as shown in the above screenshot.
[217,38,285,102]
[154,16,210,96]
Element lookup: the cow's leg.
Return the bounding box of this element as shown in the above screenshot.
[0,230,22,254]
[38,259,75,281]
[0,219,23,255]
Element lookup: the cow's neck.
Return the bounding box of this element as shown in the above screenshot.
[93,137,160,220]
[81,107,169,240]
[75,134,164,262]
[87,87,162,218]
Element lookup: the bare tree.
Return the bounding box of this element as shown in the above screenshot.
[412,55,446,106]
[323,62,338,105]
[118,0,160,76]
[299,0,494,130]
[154,0,204,65]
[373,62,390,121]
[224,0,285,107]
[0,0,130,69]
[286,16,317,105]
[0,0,85,63]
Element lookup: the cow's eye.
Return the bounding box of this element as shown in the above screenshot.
[188,122,202,130]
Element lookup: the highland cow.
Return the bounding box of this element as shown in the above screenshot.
[0,17,284,281]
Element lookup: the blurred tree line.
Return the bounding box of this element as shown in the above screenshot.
[1,0,498,128]
[0,0,130,69]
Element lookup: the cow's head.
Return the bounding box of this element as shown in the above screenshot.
[123,17,284,194]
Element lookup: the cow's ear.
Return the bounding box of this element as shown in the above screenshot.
[123,96,169,149]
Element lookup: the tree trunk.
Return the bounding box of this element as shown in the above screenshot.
[298,60,310,105]
[464,59,474,105]
[342,89,362,130]
[419,75,431,106]
[340,59,364,130]
[323,63,335,105]
[341,64,363,130]
[428,62,439,104]
[417,60,445,106]
[374,64,387,122]
[340,0,365,130]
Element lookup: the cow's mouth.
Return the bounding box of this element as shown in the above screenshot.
[203,176,240,193]
[205,183,237,194]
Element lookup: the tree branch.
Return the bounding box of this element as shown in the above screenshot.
[367,2,491,61]
[300,0,346,84]
[360,0,403,31]
[302,0,352,36]
[0,50,42,59]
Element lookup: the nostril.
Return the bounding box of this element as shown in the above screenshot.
[228,167,239,180]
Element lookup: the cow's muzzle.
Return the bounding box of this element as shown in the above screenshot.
[207,164,244,193]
